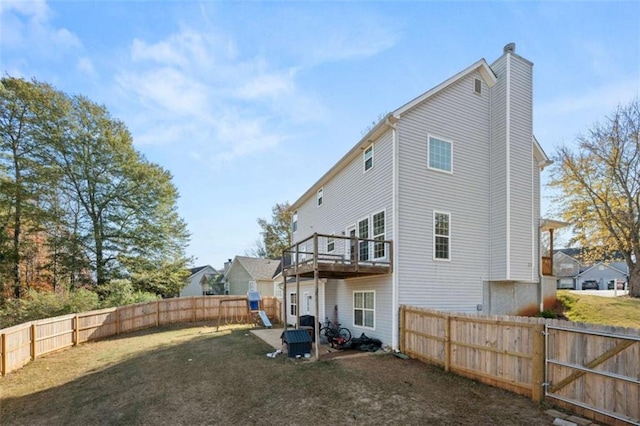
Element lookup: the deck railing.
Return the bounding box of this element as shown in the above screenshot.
[282,233,392,275]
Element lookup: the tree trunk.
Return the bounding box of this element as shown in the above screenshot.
[628,261,640,298]
[12,144,22,299]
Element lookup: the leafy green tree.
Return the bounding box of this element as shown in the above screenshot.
[0,77,69,299]
[49,96,191,288]
[256,202,292,260]
[549,99,640,297]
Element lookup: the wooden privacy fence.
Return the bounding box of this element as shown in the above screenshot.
[400,306,639,426]
[0,295,281,376]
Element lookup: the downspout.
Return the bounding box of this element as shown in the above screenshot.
[487,72,493,314]
[388,115,400,350]
[505,52,512,280]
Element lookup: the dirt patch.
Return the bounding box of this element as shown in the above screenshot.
[1,323,556,425]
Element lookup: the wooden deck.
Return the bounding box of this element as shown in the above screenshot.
[282,233,392,280]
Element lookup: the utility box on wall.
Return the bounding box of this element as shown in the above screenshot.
[281,330,311,358]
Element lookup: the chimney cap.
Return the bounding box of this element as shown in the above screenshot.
[503,43,516,54]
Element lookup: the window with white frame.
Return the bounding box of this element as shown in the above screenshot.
[248,280,257,292]
[474,78,482,94]
[428,136,452,173]
[292,210,298,233]
[327,236,335,253]
[317,188,323,207]
[358,217,369,261]
[364,144,374,172]
[354,291,375,328]
[373,211,385,259]
[434,211,450,260]
[290,292,297,316]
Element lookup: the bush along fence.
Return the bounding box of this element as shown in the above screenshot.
[0,295,281,376]
[400,306,640,426]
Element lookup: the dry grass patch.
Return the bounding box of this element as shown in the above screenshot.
[1,322,555,425]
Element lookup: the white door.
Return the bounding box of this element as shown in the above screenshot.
[346,225,356,262]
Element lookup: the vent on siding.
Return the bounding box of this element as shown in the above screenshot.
[474,78,482,94]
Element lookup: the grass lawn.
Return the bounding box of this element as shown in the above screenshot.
[557,291,640,329]
[1,323,555,425]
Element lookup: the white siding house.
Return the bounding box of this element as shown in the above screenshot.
[284,44,556,350]
[180,265,220,297]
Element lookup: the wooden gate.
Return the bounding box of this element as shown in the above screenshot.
[545,324,640,425]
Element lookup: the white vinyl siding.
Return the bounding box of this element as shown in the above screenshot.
[397,69,492,312]
[427,135,453,173]
[353,290,375,329]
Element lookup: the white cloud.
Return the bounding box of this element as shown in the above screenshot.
[77,57,95,75]
[115,27,311,164]
[1,0,81,55]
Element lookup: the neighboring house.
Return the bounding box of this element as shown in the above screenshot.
[554,249,629,290]
[282,43,561,349]
[224,256,281,297]
[180,265,222,297]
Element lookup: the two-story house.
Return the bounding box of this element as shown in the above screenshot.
[281,44,559,352]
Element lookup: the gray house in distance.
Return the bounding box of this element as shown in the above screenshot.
[282,43,560,350]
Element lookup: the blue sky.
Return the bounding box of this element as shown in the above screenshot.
[2,1,639,269]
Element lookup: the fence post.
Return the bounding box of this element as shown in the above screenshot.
[1,333,6,376]
[116,308,120,335]
[531,324,545,402]
[444,315,451,372]
[30,324,37,360]
[399,305,405,352]
[192,297,197,322]
[74,314,79,346]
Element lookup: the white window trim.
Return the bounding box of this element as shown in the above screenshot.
[353,290,376,330]
[474,77,482,95]
[427,134,453,174]
[357,215,370,262]
[317,187,323,207]
[363,144,374,173]
[327,235,335,253]
[292,210,298,233]
[433,210,451,261]
[290,292,297,316]
[372,209,386,260]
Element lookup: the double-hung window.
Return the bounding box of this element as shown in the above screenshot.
[317,188,323,207]
[292,210,298,233]
[434,211,451,260]
[354,291,375,329]
[364,144,374,172]
[428,135,452,173]
[372,211,385,259]
[327,236,335,253]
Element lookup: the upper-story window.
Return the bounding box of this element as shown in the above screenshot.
[292,210,298,233]
[364,144,374,172]
[317,188,323,207]
[474,78,482,95]
[434,211,451,260]
[428,135,452,173]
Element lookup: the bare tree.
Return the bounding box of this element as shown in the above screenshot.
[549,98,639,297]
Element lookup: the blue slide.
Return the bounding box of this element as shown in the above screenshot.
[258,311,272,328]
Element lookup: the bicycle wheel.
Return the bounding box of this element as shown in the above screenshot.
[319,326,330,337]
[337,327,351,342]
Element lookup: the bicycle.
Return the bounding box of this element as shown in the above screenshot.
[319,318,352,346]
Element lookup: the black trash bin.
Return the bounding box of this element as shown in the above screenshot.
[299,315,315,342]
